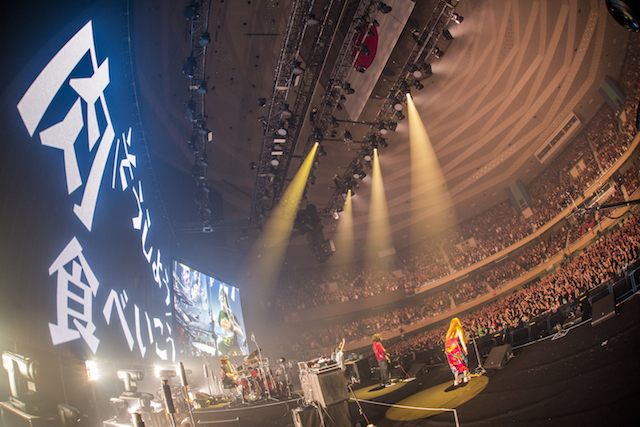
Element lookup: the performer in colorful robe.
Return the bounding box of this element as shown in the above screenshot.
[445,317,469,386]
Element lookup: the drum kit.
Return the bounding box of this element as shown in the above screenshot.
[234,350,278,403]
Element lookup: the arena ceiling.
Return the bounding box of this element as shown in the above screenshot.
[133,0,631,267]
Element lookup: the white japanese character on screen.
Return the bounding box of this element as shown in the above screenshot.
[48,237,100,354]
[17,20,115,232]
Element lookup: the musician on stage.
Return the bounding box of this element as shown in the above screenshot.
[444,317,470,386]
[372,333,391,387]
[220,357,238,398]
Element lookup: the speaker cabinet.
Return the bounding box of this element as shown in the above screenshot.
[291,401,351,427]
[292,406,321,427]
[308,367,348,408]
[484,344,512,369]
[592,293,616,326]
[407,362,426,378]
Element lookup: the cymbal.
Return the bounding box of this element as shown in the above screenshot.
[246,349,261,360]
[243,359,258,365]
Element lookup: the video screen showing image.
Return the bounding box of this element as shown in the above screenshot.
[173,261,249,357]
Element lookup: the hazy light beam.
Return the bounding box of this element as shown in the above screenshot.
[406,94,456,243]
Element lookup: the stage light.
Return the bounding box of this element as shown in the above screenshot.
[434,47,444,58]
[443,29,454,40]
[336,103,343,110]
[414,81,424,90]
[250,162,257,170]
[276,126,287,136]
[258,97,266,107]
[187,135,198,153]
[379,138,388,148]
[423,63,433,76]
[182,57,196,78]
[184,2,199,20]
[184,100,196,122]
[343,130,353,142]
[281,106,292,119]
[199,32,211,47]
[271,159,280,166]
[196,80,208,94]
[117,369,144,394]
[378,2,393,14]
[393,100,403,111]
[388,121,398,131]
[396,111,405,121]
[364,154,372,162]
[342,82,355,94]
[85,360,99,382]
[292,61,304,75]
[306,14,320,26]
[452,13,464,24]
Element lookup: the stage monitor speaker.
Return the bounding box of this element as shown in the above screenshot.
[591,293,616,326]
[484,344,512,370]
[407,362,426,378]
[308,367,348,408]
[355,359,370,380]
[292,405,321,427]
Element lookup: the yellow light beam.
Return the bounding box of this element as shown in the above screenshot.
[406,94,456,242]
[329,190,354,268]
[366,149,394,270]
[246,143,319,293]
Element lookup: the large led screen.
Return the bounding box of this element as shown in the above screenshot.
[173,261,249,357]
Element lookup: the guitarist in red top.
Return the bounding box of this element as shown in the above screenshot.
[372,333,391,387]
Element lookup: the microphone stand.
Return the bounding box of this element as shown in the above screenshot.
[471,335,485,376]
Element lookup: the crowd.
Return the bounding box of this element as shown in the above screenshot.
[388,213,640,357]
[272,34,640,320]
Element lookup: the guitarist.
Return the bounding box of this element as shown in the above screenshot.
[372,334,391,387]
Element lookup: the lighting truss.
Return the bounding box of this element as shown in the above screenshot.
[321,0,457,217]
[183,0,214,232]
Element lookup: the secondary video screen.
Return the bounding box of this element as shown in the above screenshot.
[173,261,249,357]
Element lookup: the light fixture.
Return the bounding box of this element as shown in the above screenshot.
[342,82,355,94]
[292,61,304,75]
[182,57,196,78]
[196,80,208,94]
[271,159,280,166]
[199,32,211,47]
[388,121,398,131]
[377,2,393,14]
[184,100,196,122]
[183,2,199,20]
[396,111,405,121]
[258,97,266,107]
[414,81,424,90]
[452,13,464,24]
[434,47,444,58]
[187,135,198,153]
[306,14,320,26]
[85,360,99,382]
[393,100,403,111]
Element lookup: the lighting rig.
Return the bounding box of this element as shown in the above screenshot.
[181,0,214,233]
[321,0,459,218]
[249,0,345,228]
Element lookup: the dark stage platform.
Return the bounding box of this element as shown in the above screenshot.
[195,295,640,426]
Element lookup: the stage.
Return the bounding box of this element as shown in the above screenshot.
[192,294,640,426]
